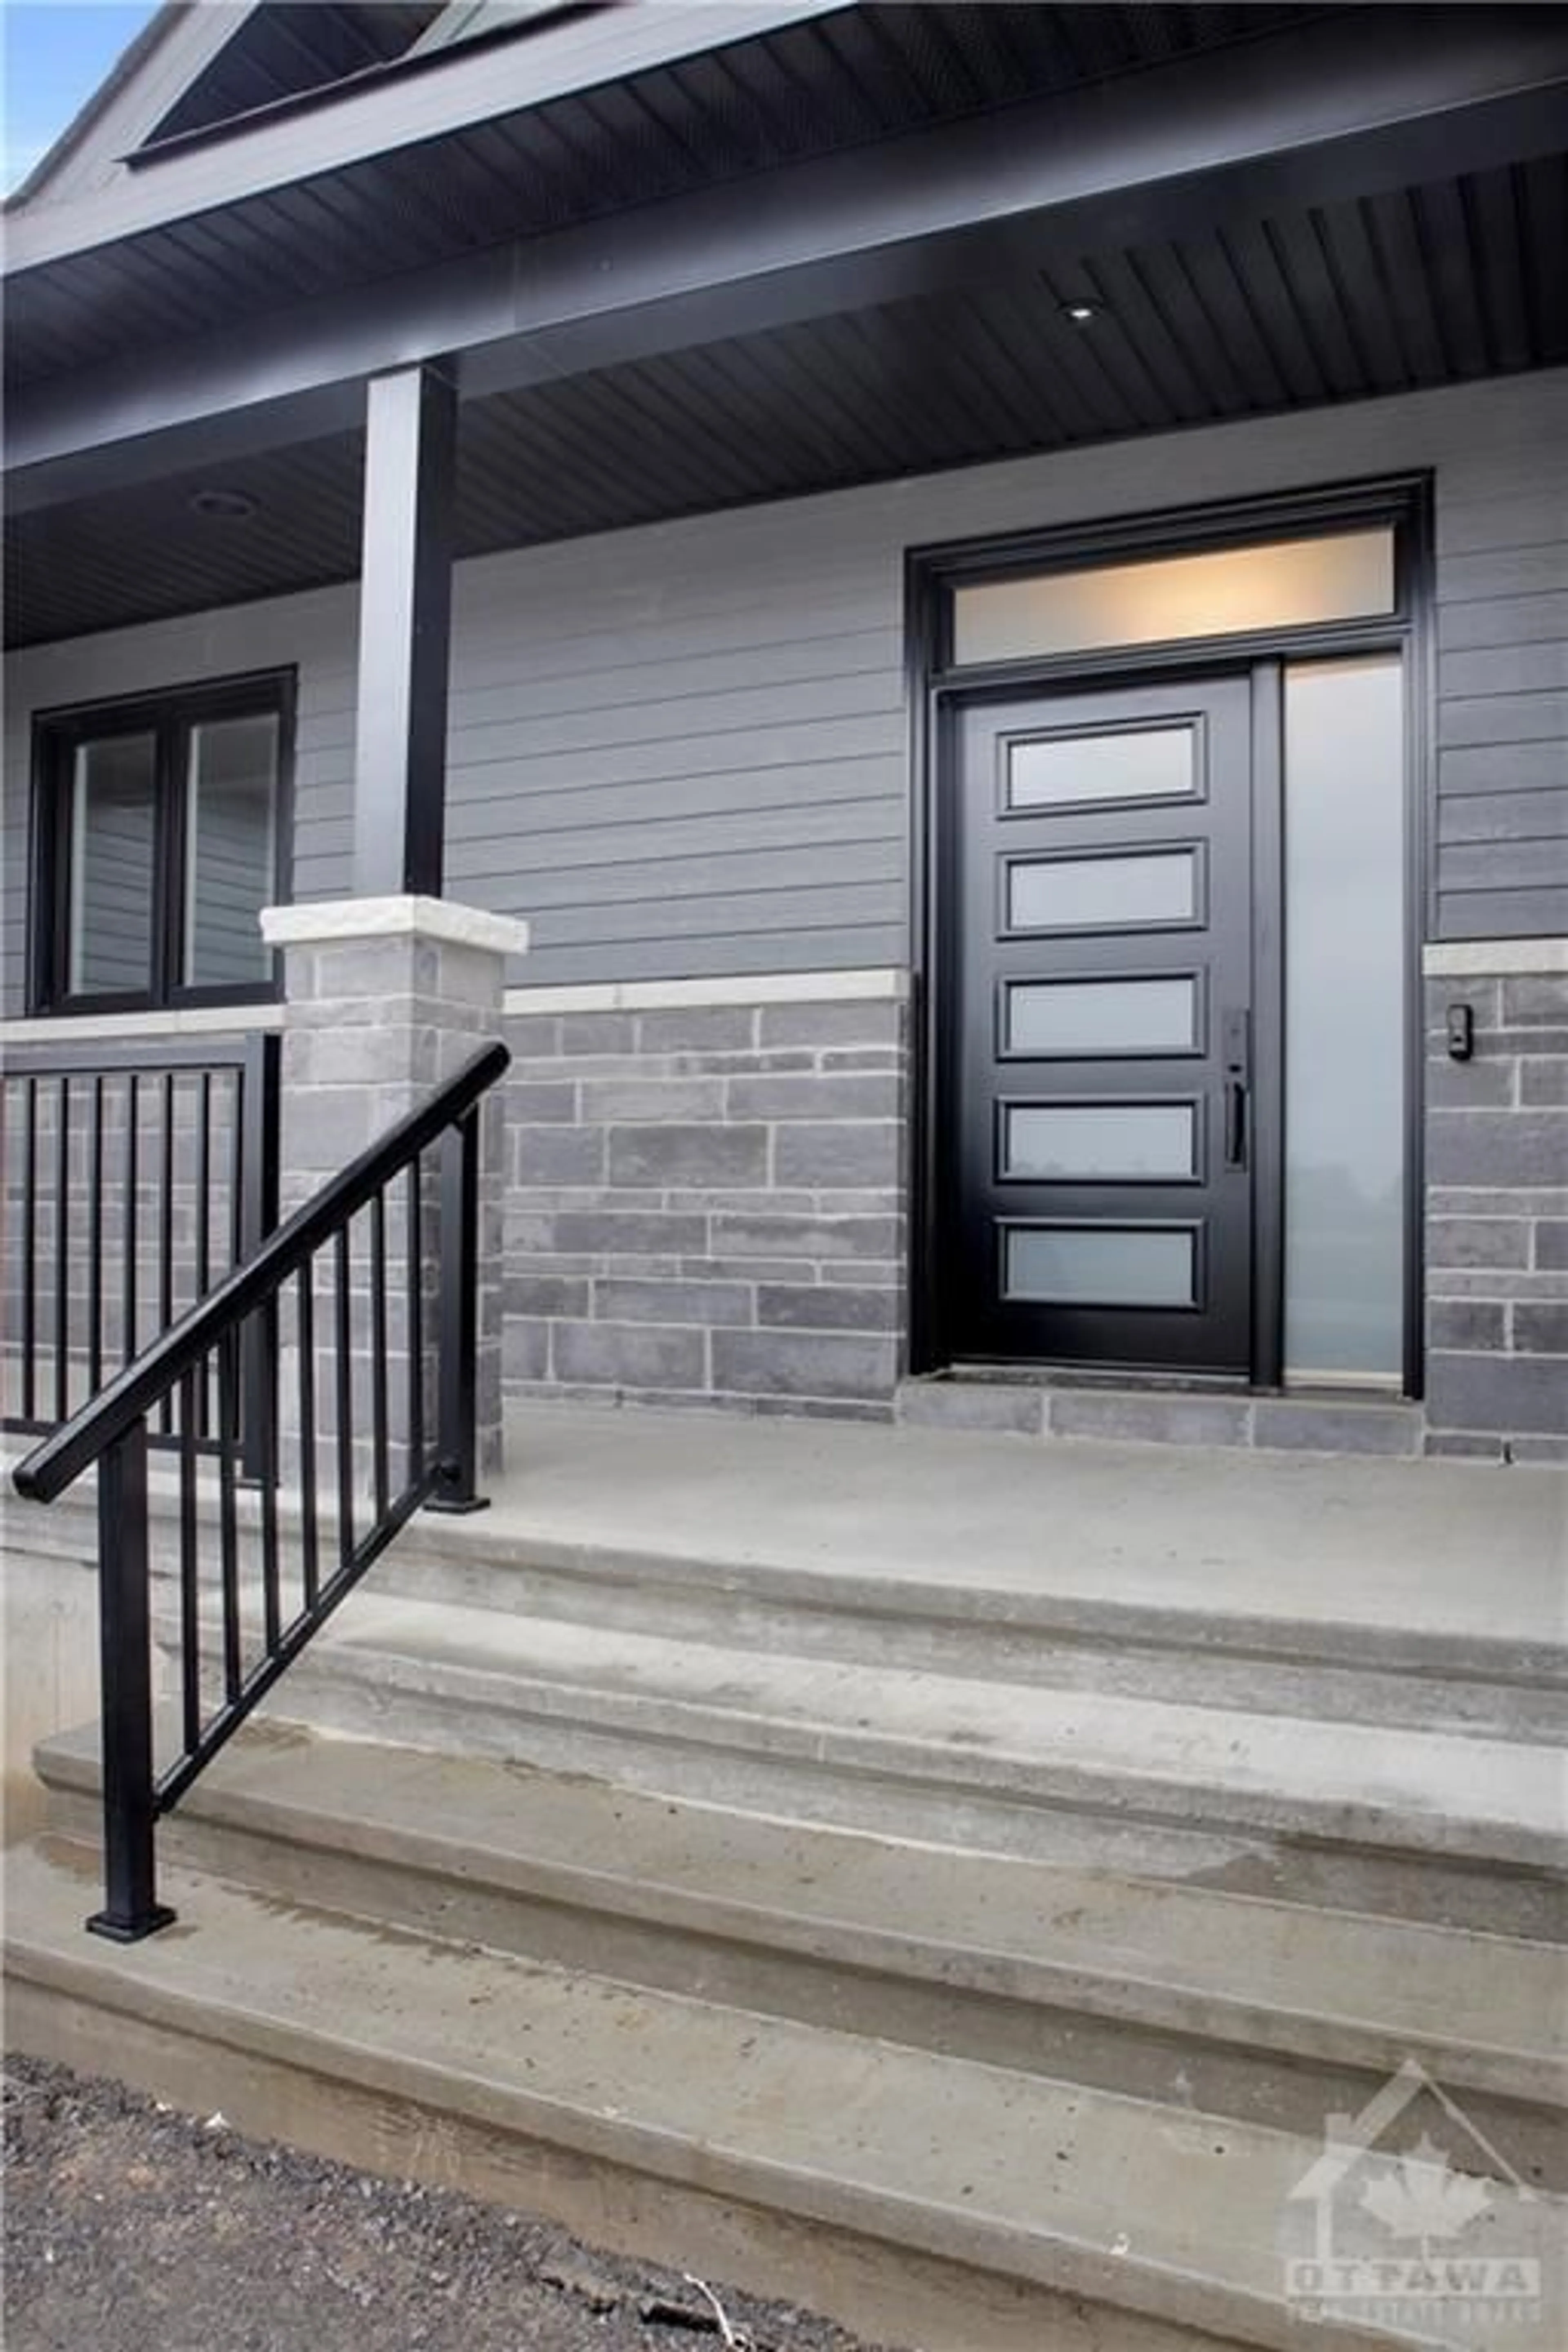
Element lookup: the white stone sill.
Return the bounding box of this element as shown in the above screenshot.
[501,969,910,1015]
[0,967,909,1047]
[0,1003,284,1047]
[1423,940,1568,978]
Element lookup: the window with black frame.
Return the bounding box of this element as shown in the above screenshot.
[31,673,293,1013]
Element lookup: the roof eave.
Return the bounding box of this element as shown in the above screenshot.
[4,1,200,214]
[1,0,851,268]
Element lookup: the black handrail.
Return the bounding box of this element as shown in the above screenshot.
[12,1036,510,1942]
[1,1033,280,1456]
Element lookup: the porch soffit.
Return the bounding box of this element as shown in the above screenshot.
[8,148,1567,650]
[6,6,1568,648]
[9,2,1568,510]
[4,4,1334,391]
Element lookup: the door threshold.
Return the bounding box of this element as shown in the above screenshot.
[939,1363,1250,1397]
[930,1364,1417,1407]
[900,1372,1425,1457]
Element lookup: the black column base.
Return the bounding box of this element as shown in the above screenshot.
[87,1904,177,1943]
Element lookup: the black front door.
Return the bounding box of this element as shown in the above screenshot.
[938,674,1256,1374]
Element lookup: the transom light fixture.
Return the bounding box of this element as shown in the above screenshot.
[189,487,258,521]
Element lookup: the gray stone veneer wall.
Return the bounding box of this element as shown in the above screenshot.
[1425,965,1568,1462]
[501,992,907,1417]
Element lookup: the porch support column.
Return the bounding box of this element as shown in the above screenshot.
[353,361,457,899]
[260,896,528,1489]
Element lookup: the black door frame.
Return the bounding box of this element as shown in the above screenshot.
[905,472,1435,1396]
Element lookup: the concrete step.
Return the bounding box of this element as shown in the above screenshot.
[174,1648,1559,1950]
[135,1503,1568,1753]
[342,1419,1568,1695]
[8,1833,1562,2352]
[257,1591,1567,1877]
[39,1402,1561,1699]
[354,1520,1568,1746]
[36,1719,1568,2188]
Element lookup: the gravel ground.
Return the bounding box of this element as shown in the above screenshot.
[3,2054,895,2352]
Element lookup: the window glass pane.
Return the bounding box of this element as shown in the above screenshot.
[1008,850,1196,931]
[1284,655,1405,1383]
[1008,726,1195,810]
[184,713,279,987]
[1004,1103,1195,1179]
[1006,978,1198,1056]
[69,733,157,996]
[954,530,1394,665]
[1004,1225,1195,1305]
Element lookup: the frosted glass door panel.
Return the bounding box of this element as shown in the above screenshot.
[1008,850,1197,931]
[1004,1103,1195,1179]
[1004,976,1198,1056]
[1283,656,1405,1382]
[1007,727,1196,809]
[1004,1225,1195,1306]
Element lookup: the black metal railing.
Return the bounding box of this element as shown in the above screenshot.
[1,1034,281,1459]
[12,1038,509,1943]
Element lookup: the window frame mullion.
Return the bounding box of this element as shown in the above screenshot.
[152,710,182,1007]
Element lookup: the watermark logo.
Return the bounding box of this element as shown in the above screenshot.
[1281,2058,1546,2338]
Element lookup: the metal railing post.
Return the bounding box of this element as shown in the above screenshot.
[87,1417,175,1942]
[238,1032,282,1482]
[430,1106,486,1513]
[13,1040,508,1940]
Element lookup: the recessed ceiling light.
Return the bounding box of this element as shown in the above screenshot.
[189,488,258,520]
[1062,301,1100,325]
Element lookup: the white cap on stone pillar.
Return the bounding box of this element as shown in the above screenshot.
[261,895,529,958]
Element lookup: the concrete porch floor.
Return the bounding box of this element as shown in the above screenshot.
[483,1403,1567,1659]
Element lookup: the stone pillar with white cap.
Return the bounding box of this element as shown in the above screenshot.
[259,894,528,1494]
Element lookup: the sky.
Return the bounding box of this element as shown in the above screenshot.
[3,0,161,192]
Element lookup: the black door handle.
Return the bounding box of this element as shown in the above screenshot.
[1222,1008,1251,1172]
[1225,1077,1248,1169]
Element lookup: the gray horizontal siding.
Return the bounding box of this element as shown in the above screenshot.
[1426,889,1566,938]
[4,367,1565,1010]
[1439,790,1568,845]
[437,521,907,980]
[1440,644,1568,700]
[1432,430,1568,942]
[1438,593,1568,652]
